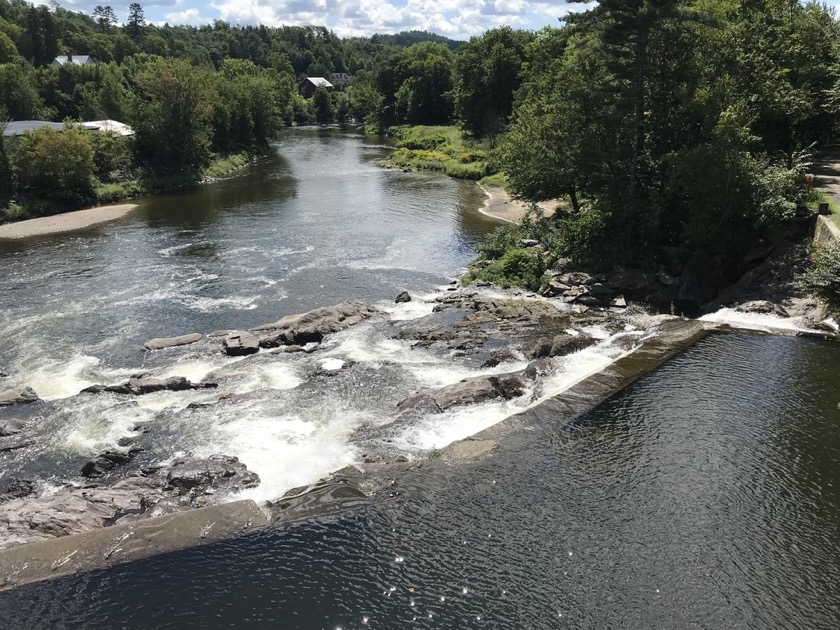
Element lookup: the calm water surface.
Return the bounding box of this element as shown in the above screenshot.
[2,333,839,628]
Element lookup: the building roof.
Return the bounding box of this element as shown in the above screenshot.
[82,120,134,136]
[301,77,333,88]
[53,55,92,66]
[3,119,134,137]
[3,121,65,136]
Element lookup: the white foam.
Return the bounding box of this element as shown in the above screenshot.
[320,358,345,371]
[214,411,363,503]
[700,307,814,333]
[62,403,155,454]
[22,355,136,401]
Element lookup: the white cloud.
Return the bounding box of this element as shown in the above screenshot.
[39,0,581,38]
[164,8,212,23]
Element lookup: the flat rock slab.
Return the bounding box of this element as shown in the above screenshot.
[0,387,39,406]
[0,500,268,590]
[143,333,202,351]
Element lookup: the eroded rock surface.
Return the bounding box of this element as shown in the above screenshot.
[0,454,261,550]
[143,333,203,351]
[256,302,379,347]
[82,376,217,396]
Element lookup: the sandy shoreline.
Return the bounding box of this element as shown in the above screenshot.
[0,204,139,240]
[477,184,557,224]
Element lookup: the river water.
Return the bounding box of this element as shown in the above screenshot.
[2,332,839,628]
[0,125,632,498]
[2,127,839,627]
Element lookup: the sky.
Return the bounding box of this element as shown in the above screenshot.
[37,0,590,40]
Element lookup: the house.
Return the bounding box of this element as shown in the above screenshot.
[298,77,333,99]
[51,54,93,68]
[329,73,352,88]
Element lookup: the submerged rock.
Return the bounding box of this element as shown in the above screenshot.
[222,330,260,356]
[527,333,597,359]
[167,454,260,495]
[82,376,217,396]
[0,387,39,406]
[143,333,202,351]
[0,418,25,437]
[0,478,36,503]
[81,448,142,478]
[256,301,379,347]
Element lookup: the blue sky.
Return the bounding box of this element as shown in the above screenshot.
[38,0,591,39]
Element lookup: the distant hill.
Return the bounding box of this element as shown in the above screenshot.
[370,30,465,50]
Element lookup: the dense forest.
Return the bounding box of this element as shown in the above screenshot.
[0,0,838,306]
[0,0,465,217]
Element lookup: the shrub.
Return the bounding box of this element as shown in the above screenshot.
[13,127,95,206]
[799,242,840,311]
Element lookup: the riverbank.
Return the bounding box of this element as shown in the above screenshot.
[478,183,558,224]
[0,204,139,239]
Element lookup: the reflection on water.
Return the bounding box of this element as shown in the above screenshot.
[2,333,839,629]
[0,125,499,371]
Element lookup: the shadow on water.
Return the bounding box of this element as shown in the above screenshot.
[139,151,298,232]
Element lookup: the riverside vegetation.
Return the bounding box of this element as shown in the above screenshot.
[1,0,839,309]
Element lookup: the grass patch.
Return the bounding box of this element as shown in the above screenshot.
[805,189,840,224]
[382,125,491,180]
[479,172,511,191]
[203,152,253,180]
[95,181,144,204]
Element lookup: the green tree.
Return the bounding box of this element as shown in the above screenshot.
[127,3,145,42]
[0,60,44,119]
[131,58,214,174]
[454,27,533,142]
[13,127,95,206]
[313,85,333,123]
[92,6,116,34]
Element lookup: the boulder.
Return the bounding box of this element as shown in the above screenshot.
[81,448,142,478]
[397,371,527,413]
[256,302,379,347]
[576,295,603,307]
[555,271,595,286]
[610,296,628,308]
[0,387,39,406]
[222,331,260,356]
[395,291,412,303]
[143,333,202,351]
[528,333,597,359]
[166,454,260,495]
[542,278,571,297]
[735,300,790,318]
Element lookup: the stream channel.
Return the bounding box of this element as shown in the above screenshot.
[0,126,839,627]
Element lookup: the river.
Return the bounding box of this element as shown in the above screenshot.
[1,126,839,627]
